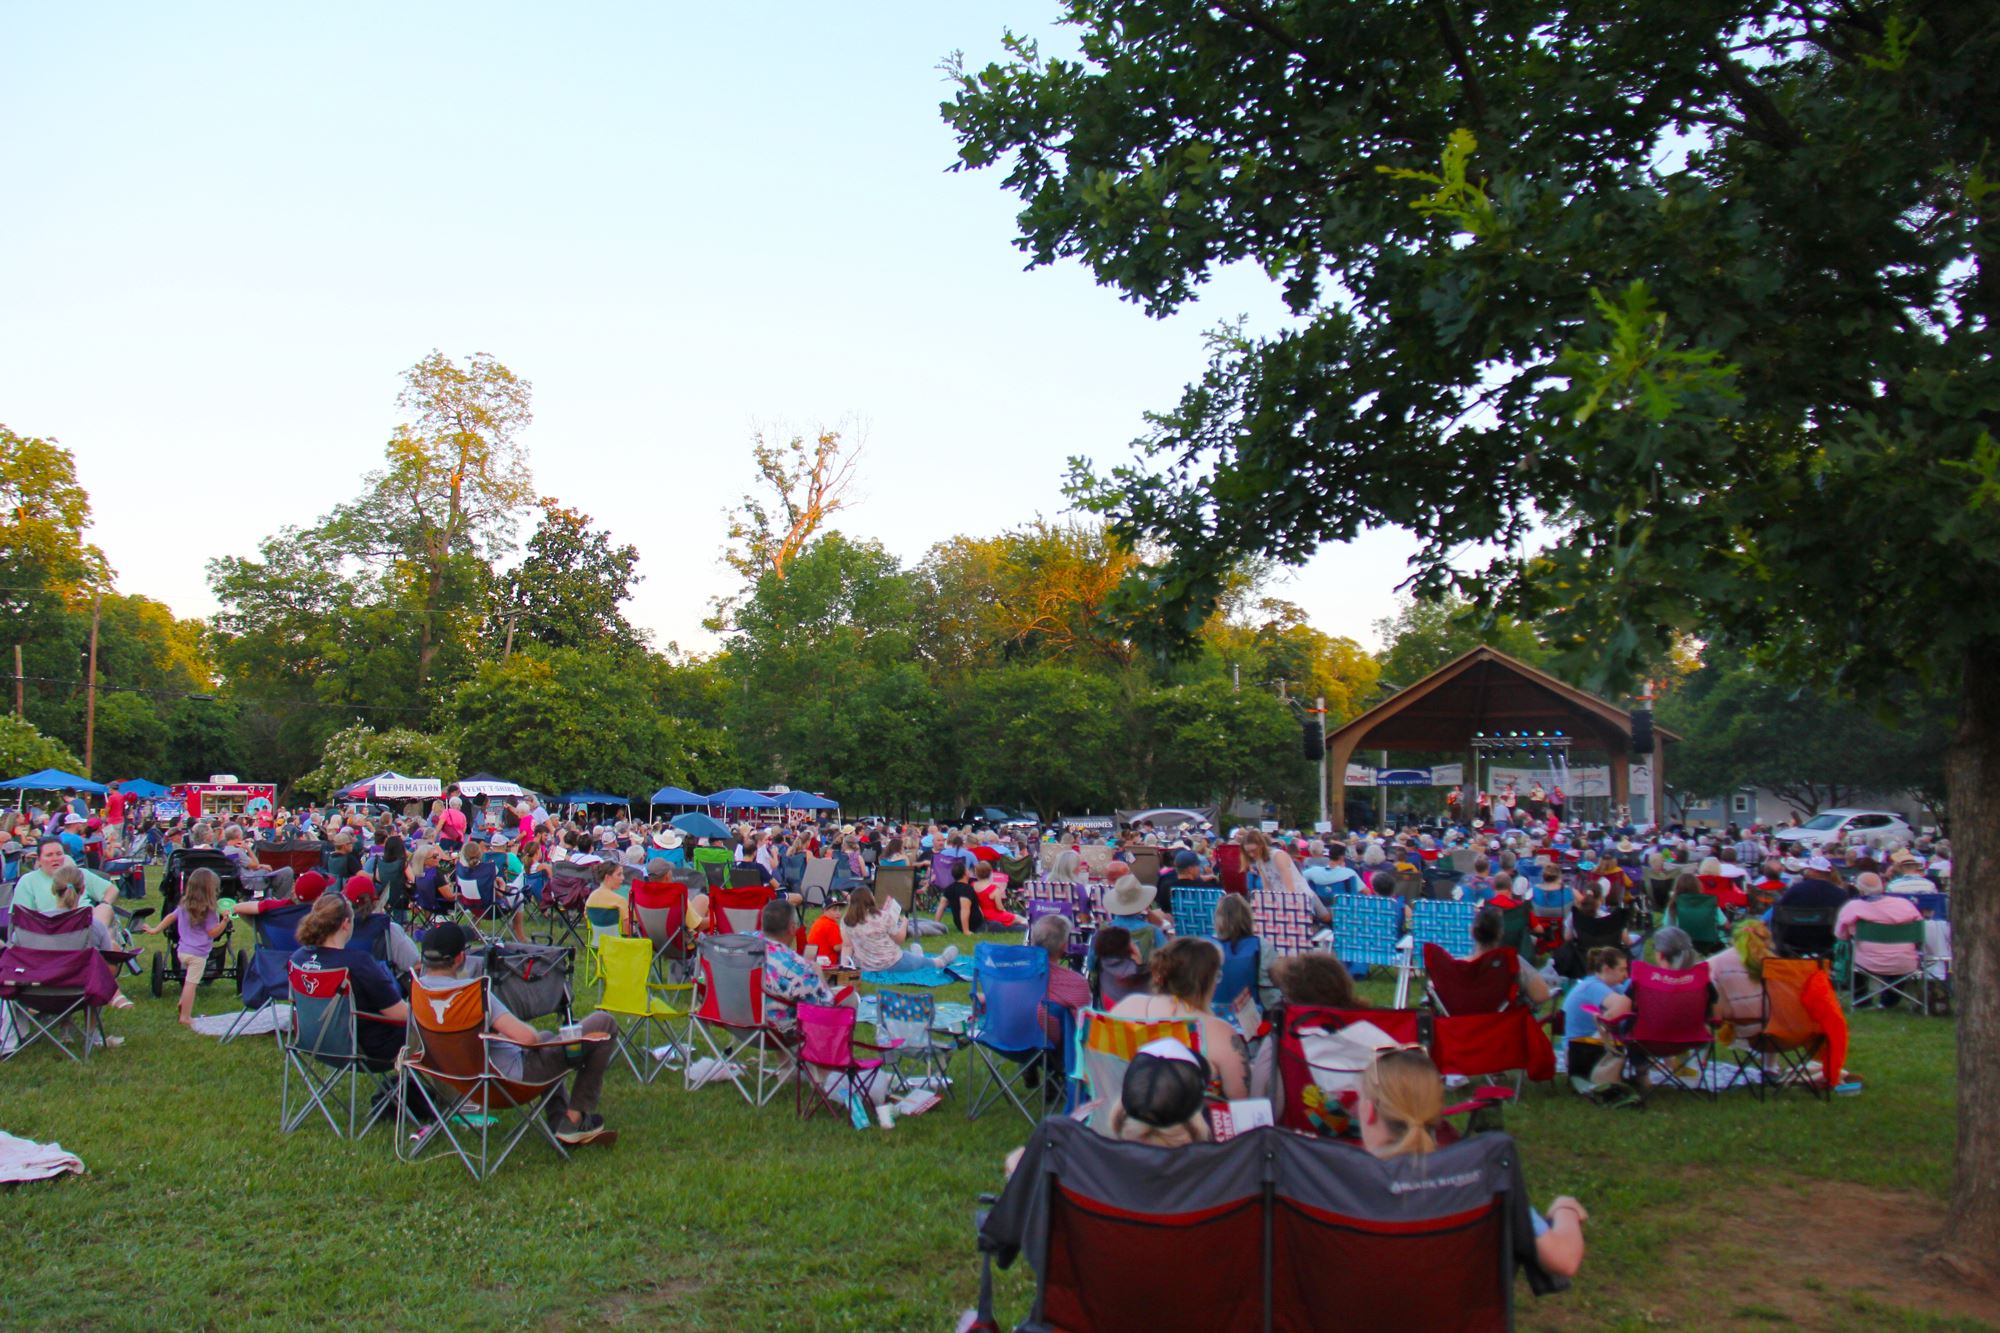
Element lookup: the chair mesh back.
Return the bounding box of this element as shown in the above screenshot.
[877,989,938,1048]
[288,963,357,1060]
[1250,889,1316,957]
[874,866,916,914]
[972,942,1050,1052]
[1170,885,1224,939]
[1424,944,1517,1014]
[697,934,766,1025]
[1411,899,1478,959]
[796,1001,857,1068]
[713,885,772,934]
[1332,895,1403,970]
[1628,960,1713,1046]
[483,941,572,1022]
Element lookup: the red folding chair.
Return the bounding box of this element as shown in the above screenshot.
[793,1001,900,1123]
[709,884,774,936]
[1622,960,1718,1102]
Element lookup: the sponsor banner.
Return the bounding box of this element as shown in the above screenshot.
[1486,765,1611,798]
[376,777,443,799]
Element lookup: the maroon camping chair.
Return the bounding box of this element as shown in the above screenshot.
[1422,943,1554,1090]
[0,907,126,1062]
[973,1116,1565,1332]
[1623,960,1718,1103]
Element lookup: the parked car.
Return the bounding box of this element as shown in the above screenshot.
[1772,808,1913,850]
[959,805,1039,830]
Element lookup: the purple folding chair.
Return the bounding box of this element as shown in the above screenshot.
[0,907,124,1062]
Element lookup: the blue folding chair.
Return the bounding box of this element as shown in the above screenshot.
[1332,894,1405,979]
[964,942,1072,1123]
[222,901,311,1044]
[1170,885,1224,940]
[1396,898,1481,1007]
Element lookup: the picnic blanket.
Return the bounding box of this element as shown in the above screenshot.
[0,1130,84,1182]
[192,1005,289,1038]
[860,960,972,988]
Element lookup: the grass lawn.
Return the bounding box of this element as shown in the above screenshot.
[1,878,1984,1332]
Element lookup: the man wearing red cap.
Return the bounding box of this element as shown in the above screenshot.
[342,873,419,973]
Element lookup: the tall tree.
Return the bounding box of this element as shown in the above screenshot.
[491,502,644,651]
[716,426,860,626]
[946,0,2000,1271]
[327,351,535,691]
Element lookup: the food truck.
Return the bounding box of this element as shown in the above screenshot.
[172,775,278,821]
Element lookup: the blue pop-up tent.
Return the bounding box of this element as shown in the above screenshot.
[558,791,631,812]
[111,778,170,798]
[0,768,109,794]
[776,790,839,811]
[650,785,707,806]
[706,787,778,809]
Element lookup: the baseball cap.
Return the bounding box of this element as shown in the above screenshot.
[1121,1038,1210,1129]
[293,870,332,903]
[340,873,377,905]
[420,921,469,964]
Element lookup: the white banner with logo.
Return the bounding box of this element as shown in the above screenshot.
[375,777,443,799]
[1485,765,1611,798]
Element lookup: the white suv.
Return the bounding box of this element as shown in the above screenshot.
[1772,808,1912,850]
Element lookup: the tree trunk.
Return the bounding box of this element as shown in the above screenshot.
[1944,641,2000,1279]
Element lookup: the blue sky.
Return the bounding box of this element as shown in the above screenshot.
[0,2,1420,653]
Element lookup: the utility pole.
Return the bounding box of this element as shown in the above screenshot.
[12,643,20,716]
[502,615,518,659]
[1315,696,1328,830]
[83,593,102,776]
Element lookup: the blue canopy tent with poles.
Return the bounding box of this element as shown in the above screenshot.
[0,768,109,812]
[648,785,708,819]
[558,791,632,816]
[110,778,170,798]
[705,787,778,809]
[775,790,840,812]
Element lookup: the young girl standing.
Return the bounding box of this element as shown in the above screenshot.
[143,867,227,1026]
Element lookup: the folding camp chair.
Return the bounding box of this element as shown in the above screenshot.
[1126,846,1162,886]
[474,945,570,1038]
[1169,885,1224,940]
[409,872,461,937]
[710,884,773,936]
[973,1118,1549,1333]
[541,863,593,952]
[1771,904,1838,960]
[1732,957,1836,1102]
[1332,894,1404,977]
[582,904,623,990]
[874,866,917,917]
[1395,899,1478,1007]
[1667,891,1725,954]
[1270,1004,1423,1136]
[1072,1009,1200,1134]
[631,878,692,983]
[453,866,511,944]
[396,974,571,1180]
[691,846,732,889]
[222,901,311,1044]
[686,933,794,1105]
[794,1001,900,1122]
[0,907,124,1062]
[798,856,836,908]
[965,942,1071,1124]
[1622,960,1718,1102]
[1249,889,1319,960]
[1214,842,1246,895]
[875,988,964,1098]
[1849,918,1933,1014]
[280,962,399,1138]
[596,934,689,1083]
[1422,945,1555,1092]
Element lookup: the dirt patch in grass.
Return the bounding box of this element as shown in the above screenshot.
[1532,1179,1999,1330]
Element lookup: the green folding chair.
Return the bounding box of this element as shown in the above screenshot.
[1849,919,1932,1014]
[1667,891,1725,955]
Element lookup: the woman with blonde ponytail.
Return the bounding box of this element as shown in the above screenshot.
[1359,1047,1591,1278]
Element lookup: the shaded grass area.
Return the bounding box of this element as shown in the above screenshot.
[0,883,1977,1331]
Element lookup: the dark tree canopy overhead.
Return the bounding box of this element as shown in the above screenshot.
[946,0,2000,1274]
[944,1,2000,695]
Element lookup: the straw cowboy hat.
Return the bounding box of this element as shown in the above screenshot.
[1102,876,1157,916]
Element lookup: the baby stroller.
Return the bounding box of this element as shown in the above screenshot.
[147,847,249,998]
